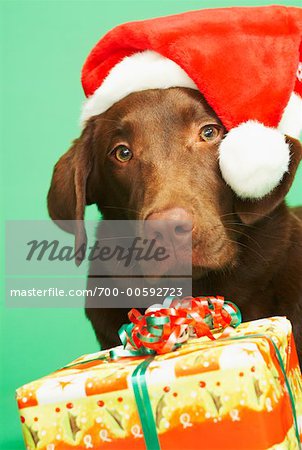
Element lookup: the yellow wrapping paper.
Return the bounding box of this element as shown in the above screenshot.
[16,317,302,450]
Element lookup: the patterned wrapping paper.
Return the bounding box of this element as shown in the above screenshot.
[16,317,302,450]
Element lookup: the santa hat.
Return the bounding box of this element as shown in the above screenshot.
[81,6,302,199]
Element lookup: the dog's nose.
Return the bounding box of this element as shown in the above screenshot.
[145,208,193,244]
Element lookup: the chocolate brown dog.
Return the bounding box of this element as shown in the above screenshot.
[48,88,302,359]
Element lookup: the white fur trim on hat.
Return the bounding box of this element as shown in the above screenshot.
[80,50,197,125]
[219,121,290,199]
[278,92,302,139]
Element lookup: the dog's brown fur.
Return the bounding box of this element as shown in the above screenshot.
[48,88,302,359]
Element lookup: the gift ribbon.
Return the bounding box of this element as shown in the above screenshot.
[117,296,241,450]
[131,357,160,450]
[110,296,242,359]
[60,354,109,370]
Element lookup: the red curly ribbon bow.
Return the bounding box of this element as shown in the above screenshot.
[116,296,241,356]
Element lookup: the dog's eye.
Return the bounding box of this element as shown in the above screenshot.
[200,125,220,142]
[113,145,133,162]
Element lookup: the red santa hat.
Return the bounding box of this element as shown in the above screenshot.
[81,6,302,199]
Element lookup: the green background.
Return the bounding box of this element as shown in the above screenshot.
[1,0,301,448]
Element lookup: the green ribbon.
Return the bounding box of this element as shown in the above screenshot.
[223,301,242,328]
[61,354,109,370]
[131,357,160,450]
[130,333,301,450]
[109,323,155,360]
[110,347,154,359]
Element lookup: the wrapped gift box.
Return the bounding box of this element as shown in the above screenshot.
[16,317,301,450]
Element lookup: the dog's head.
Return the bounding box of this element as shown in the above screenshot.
[48,87,302,275]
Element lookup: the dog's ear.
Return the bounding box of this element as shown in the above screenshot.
[47,118,96,264]
[234,136,302,224]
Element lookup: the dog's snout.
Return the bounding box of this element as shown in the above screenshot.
[145,208,193,243]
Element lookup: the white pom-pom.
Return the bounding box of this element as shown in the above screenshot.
[278,92,302,139]
[219,121,290,199]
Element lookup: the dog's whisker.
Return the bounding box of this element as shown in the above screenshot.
[224,222,299,245]
[220,212,273,220]
[223,221,258,229]
[224,238,269,265]
[224,226,262,249]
